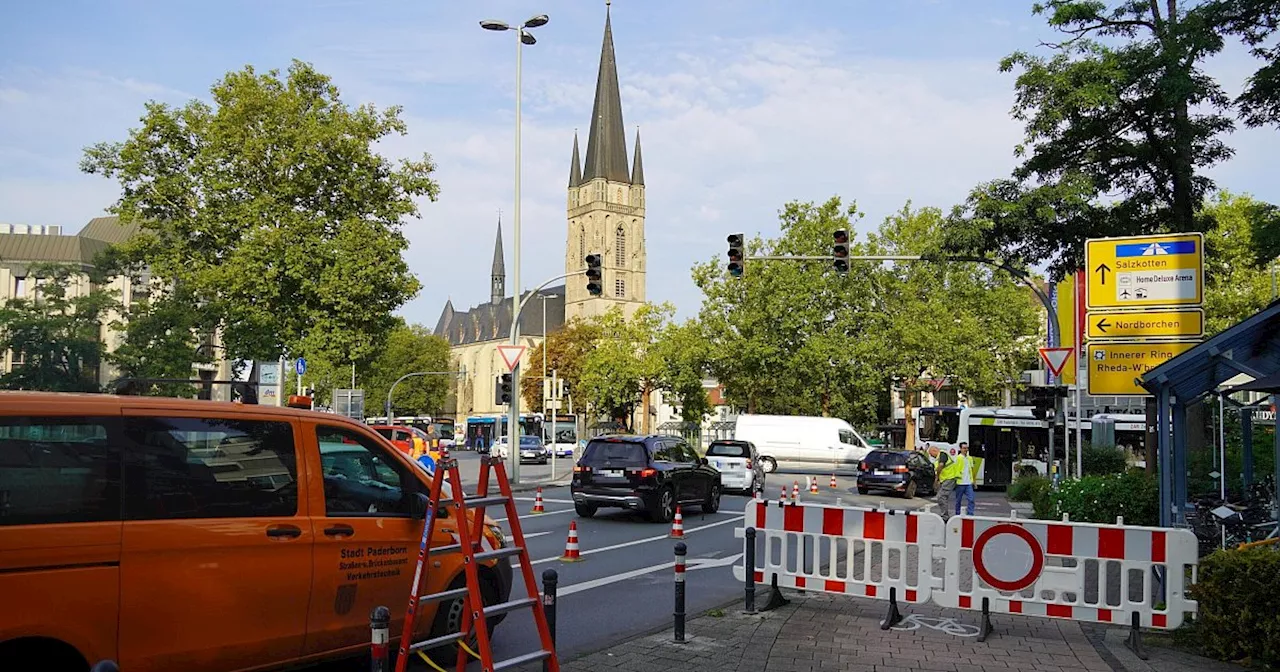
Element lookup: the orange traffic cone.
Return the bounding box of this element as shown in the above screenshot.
[791,480,799,503]
[830,473,838,489]
[777,486,787,508]
[531,487,545,514]
[809,477,819,494]
[670,507,685,538]
[560,521,583,562]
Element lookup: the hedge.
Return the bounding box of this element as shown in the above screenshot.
[1008,473,1051,503]
[1033,471,1159,527]
[1193,546,1280,667]
[1080,445,1128,475]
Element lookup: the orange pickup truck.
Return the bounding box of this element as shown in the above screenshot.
[0,392,512,671]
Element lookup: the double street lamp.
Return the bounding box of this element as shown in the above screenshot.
[481,12,548,484]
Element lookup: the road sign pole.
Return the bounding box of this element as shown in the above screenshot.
[1076,363,1084,477]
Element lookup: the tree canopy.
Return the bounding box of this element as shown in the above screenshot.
[81,60,438,365]
[520,318,603,413]
[1203,191,1280,333]
[0,264,114,392]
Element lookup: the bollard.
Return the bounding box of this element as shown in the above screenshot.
[744,527,757,614]
[542,569,559,672]
[370,605,391,672]
[673,542,687,642]
[90,662,119,672]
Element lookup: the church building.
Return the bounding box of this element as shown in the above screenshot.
[436,5,647,424]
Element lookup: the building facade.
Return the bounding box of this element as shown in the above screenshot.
[436,5,647,423]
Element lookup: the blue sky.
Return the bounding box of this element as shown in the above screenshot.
[3,0,1279,328]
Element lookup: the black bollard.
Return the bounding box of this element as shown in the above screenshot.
[744,527,757,614]
[370,605,391,672]
[542,569,559,672]
[674,542,687,642]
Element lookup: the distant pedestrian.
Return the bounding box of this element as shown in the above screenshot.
[953,442,976,517]
[931,444,958,521]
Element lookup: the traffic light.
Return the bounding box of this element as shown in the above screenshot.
[832,229,849,275]
[496,373,513,405]
[1029,386,1067,420]
[726,233,745,277]
[585,254,603,296]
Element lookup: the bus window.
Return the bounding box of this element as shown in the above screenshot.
[919,411,960,443]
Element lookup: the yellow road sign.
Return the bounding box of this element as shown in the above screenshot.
[1086,308,1204,340]
[1087,341,1198,396]
[1085,233,1204,309]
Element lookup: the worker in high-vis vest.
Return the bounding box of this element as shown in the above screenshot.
[951,442,976,517]
[934,444,961,521]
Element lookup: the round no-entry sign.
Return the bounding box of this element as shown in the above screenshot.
[972,523,1044,592]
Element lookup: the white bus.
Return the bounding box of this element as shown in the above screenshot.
[916,406,1056,487]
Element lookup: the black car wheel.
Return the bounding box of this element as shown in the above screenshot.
[704,484,722,513]
[759,456,778,474]
[427,574,498,665]
[575,502,597,518]
[857,486,869,495]
[647,487,676,523]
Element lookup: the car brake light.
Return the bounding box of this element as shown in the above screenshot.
[894,465,909,473]
[858,461,867,471]
[574,465,591,473]
[639,468,657,478]
[745,459,752,469]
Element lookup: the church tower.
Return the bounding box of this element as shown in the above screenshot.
[490,217,505,305]
[565,4,645,321]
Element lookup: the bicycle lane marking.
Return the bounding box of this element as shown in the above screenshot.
[891,614,980,637]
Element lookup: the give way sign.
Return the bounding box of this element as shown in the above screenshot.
[497,345,526,372]
[1038,347,1074,376]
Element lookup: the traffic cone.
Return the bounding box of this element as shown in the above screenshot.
[791,480,799,503]
[777,486,786,508]
[531,487,545,514]
[809,477,819,494]
[830,473,838,489]
[560,521,583,562]
[669,507,685,538]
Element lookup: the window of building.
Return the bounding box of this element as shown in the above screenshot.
[121,416,298,520]
[579,227,586,262]
[13,276,26,298]
[615,277,626,298]
[616,187,624,203]
[316,425,414,516]
[0,417,121,525]
[615,226,626,264]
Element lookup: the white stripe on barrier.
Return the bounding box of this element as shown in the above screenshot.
[733,499,946,604]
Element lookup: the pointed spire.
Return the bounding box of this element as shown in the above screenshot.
[581,5,631,184]
[630,127,644,186]
[569,131,583,188]
[490,215,506,304]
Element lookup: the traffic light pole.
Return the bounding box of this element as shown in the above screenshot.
[507,269,586,485]
[385,370,466,426]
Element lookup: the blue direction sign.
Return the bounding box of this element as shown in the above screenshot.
[295,357,307,376]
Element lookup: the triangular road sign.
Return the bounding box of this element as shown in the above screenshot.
[497,345,526,372]
[1038,347,1074,377]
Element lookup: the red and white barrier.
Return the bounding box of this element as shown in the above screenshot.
[932,514,1198,629]
[734,499,945,605]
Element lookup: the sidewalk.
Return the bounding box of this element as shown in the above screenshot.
[561,590,1242,672]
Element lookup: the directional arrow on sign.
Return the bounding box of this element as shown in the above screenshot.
[1095,318,1111,334]
[1094,263,1111,285]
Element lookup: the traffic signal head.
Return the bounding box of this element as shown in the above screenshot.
[585,254,603,296]
[496,373,513,405]
[832,229,849,275]
[726,233,745,277]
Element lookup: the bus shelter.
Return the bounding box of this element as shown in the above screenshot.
[1140,300,1280,526]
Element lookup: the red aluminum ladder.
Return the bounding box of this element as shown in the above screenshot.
[393,455,559,672]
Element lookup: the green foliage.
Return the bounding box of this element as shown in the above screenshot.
[578,304,671,429]
[1192,546,1280,667]
[81,60,437,364]
[0,264,115,392]
[1187,405,1276,498]
[521,319,602,413]
[1208,0,1280,127]
[1080,444,1129,475]
[1037,472,1160,526]
[356,322,452,417]
[1008,473,1052,502]
[106,288,214,397]
[946,0,1237,279]
[654,319,713,423]
[1203,191,1280,335]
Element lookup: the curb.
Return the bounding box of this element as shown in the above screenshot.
[509,474,572,494]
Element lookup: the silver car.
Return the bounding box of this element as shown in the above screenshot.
[704,440,765,495]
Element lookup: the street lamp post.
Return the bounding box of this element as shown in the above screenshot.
[482,12,548,485]
[538,293,560,404]
[385,368,466,427]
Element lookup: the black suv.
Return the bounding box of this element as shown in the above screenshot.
[856,449,937,498]
[571,435,723,522]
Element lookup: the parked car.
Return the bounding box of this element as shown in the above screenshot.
[856,449,937,498]
[0,392,513,671]
[733,414,875,474]
[571,435,722,522]
[704,439,765,495]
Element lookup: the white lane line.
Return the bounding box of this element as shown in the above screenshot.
[495,508,575,523]
[504,531,552,542]
[514,496,574,503]
[556,553,743,597]
[527,514,744,566]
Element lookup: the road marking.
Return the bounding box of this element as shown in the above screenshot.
[514,496,574,504]
[504,531,552,542]
[495,508,575,523]
[556,553,743,597]
[528,514,744,566]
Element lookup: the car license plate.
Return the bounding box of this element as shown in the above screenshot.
[602,469,624,477]
[874,470,892,476]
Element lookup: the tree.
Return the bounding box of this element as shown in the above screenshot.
[359,322,452,417]
[946,0,1236,280]
[1203,191,1280,333]
[81,60,438,366]
[653,319,713,423]
[0,264,115,392]
[1208,0,1280,127]
[520,318,602,413]
[106,288,217,397]
[578,304,671,431]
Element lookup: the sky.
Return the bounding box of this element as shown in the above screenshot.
[3,0,1280,328]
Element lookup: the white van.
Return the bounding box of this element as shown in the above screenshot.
[733,414,874,473]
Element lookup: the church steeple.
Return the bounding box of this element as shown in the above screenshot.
[581,5,631,184]
[569,131,582,188]
[631,128,644,186]
[490,217,505,304]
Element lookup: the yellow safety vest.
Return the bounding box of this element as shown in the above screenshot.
[938,452,964,481]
